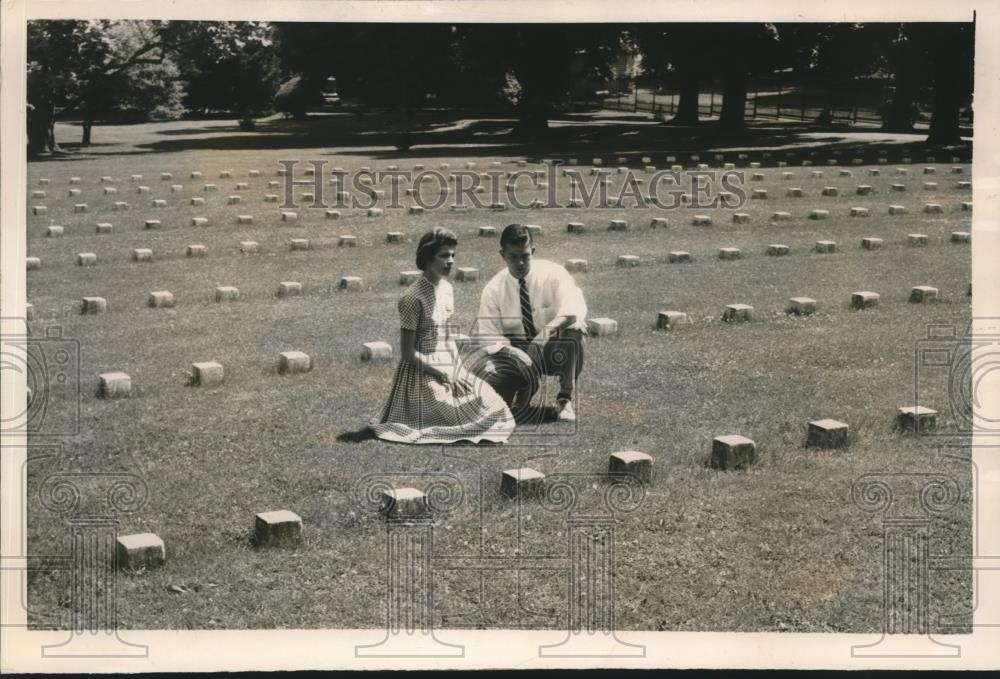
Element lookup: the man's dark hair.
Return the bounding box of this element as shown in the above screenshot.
[500,223,532,250]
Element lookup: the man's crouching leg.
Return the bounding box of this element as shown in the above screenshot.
[473,353,537,414]
[543,328,584,420]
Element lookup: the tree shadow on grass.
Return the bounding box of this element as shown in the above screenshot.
[133,119,968,164]
[154,124,254,136]
[35,110,970,167]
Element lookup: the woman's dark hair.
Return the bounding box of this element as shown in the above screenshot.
[415,227,458,270]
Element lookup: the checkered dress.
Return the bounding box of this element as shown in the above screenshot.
[370,275,515,444]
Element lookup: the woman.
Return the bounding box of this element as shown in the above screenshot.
[369,228,515,444]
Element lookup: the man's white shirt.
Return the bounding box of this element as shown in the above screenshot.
[474,258,587,346]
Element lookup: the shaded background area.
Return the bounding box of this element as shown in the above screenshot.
[39,113,969,165]
[28,20,973,157]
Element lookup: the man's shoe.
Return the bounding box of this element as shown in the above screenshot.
[557,399,576,422]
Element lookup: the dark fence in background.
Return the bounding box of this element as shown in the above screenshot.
[597,75,972,129]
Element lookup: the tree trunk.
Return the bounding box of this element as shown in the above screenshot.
[512,71,552,136]
[671,67,700,124]
[718,69,748,130]
[882,77,920,132]
[882,28,923,133]
[926,74,962,145]
[508,25,571,137]
[48,121,60,153]
[926,24,971,146]
[515,101,549,136]
[27,105,46,157]
[27,99,58,156]
[82,119,93,146]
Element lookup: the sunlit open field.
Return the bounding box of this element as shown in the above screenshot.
[23,118,973,632]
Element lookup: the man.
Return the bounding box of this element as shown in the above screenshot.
[471,223,587,422]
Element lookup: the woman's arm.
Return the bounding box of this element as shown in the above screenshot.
[400,327,449,383]
[397,292,448,383]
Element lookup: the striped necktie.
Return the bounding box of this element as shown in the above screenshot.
[519,277,537,340]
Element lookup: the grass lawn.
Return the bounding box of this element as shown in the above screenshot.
[23,118,973,632]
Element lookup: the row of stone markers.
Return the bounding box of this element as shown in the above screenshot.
[603,281,955,333]
[563,210,972,233]
[25,232,969,292]
[746,182,971,196]
[551,154,968,169]
[115,508,304,570]
[27,239,965,316]
[27,153,969,194]
[32,187,971,218]
[550,152,967,165]
[69,276,953,318]
[562,166,969,182]
[25,157,969,199]
[612,230,971,266]
[382,400,940,526]
[32,173,972,221]
[27,155,967,186]
[29,170,974,229]
[85,337,371,392]
[27,159,969,204]
[651,283,953,329]
[93,351,310,400]
[29,203,972,270]
[92,181,959,212]
[64,277,956,408]
[26,190,973,249]
[115,449,645,568]
[687,204,970,225]
[750,165,967,177]
[558,173,971,195]
[25,226,972,282]
[115,396,943,569]
[31,156,972,214]
[28,167,971,225]
[25,230,967,316]
[706,408,938,472]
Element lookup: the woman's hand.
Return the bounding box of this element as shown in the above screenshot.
[432,366,452,387]
[452,366,478,390]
